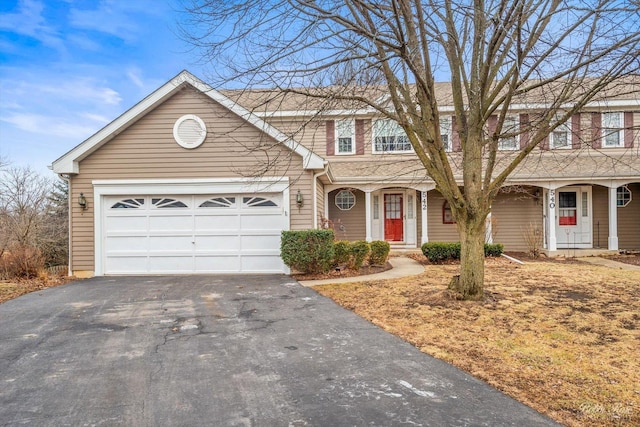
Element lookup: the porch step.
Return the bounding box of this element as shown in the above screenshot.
[543,249,618,258]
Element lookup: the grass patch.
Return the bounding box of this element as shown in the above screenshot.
[314,258,640,427]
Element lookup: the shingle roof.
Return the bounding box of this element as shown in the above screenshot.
[326,148,640,185]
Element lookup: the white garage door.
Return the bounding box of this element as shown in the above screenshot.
[103,194,286,274]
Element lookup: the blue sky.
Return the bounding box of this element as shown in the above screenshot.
[0,0,207,175]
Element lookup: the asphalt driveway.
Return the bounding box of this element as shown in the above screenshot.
[0,275,558,426]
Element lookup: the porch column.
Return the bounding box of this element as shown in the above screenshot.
[365,190,372,242]
[547,189,557,251]
[421,190,428,245]
[485,211,493,243]
[608,186,619,250]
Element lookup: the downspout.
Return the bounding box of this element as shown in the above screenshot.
[313,161,331,229]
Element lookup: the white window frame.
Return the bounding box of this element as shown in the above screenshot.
[549,115,572,149]
[602,112,624,148]
[335,119,356,155]
[372,119,413,154]
[440,117,452,152]
[335,190,356,210]
[617,185,632,207]
[498,115,519,151]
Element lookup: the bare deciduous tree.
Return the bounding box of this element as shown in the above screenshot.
[180,0,640,299]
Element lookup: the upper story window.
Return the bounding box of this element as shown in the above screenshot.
[550,115,571,149]
[373,119,412,153]
[603,112,624,147]
[440,117,452,152]
[335,119,355,154]
[498,116,519,151]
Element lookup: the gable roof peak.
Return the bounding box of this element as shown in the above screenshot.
[51,70,325,174]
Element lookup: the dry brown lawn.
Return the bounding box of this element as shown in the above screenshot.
[314,257,640,427]
[0,276,73,304]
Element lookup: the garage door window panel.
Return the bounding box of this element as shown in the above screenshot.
[199,197,236,208]
[152,198,188,208]
[111,198,145,209]
[243,196,278,207]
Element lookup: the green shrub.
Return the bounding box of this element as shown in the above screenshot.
[421,242,461,262]
[421,241,504,262]
[281,230,335,274]
[349,240,370,270]
[333,240,351,266]
[369,240,391,265]
[484,243,504,257]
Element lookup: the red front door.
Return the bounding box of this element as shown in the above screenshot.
[384,194,404,241]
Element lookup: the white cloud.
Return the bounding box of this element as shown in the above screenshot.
[0,0,65,51]
[1,112,98,138]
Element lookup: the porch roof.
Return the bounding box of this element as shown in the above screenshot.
[327,149,640,186]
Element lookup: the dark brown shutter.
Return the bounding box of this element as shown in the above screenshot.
[624,112,634,148]
[519,114,529,149]
[326,120,335,156]
[591,113,602,149]
[571,114,581,149]
[355,119,365,155]
[452,116,461,151]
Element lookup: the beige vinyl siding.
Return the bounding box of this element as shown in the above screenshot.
[591,185,609,249]
[426,190,458,242]
[327,188,366,241]
[70,87,313,272]
[618,183,640,250]
[491,189,542,251]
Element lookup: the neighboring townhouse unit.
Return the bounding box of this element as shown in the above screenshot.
[52,71,640,277]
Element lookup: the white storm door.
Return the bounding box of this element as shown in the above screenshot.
[556,187,592,248]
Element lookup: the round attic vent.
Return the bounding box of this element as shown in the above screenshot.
[173,114,206,149]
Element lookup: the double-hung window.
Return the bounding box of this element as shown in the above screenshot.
[335,119,355,154]
[498,116,519,150]
[603,112,623,147]
[440,117,452,152]
[373,119,412,153]
[550,115,571,149]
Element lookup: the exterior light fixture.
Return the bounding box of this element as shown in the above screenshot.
[296,190,304,209]
[78,193,87,210]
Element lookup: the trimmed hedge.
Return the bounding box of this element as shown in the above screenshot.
[349,240,370,270]
[369,240,391,265]
[281,229,335,274]
[333,240,351,265]
[421,242,504,262]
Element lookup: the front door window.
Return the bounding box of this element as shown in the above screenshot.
[558,192,577,226]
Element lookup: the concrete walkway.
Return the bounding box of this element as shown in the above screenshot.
[298,255,425,286]
[576,256,640,271]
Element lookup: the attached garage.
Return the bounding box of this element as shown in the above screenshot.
[51,71,325,277]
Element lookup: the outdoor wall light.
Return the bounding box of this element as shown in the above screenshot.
[296,190,304,209]
[78,193,87,210]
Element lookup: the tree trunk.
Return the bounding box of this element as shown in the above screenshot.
[449,219,485,300]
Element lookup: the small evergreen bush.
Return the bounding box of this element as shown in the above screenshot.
[369,240,391,265]
[281,230,335,274]
[484,243,504,257]
[349,240,370,270]
[421,242,460,262]
[421,242,504,262]
[333,240,351,266]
